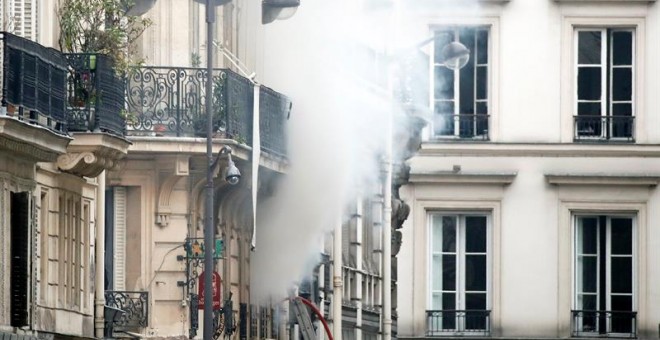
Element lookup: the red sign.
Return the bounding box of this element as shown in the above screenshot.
[198,271,222,310]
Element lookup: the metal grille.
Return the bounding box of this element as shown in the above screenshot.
[571,310,637,338]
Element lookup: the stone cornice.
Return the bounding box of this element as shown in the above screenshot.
[57,133,131,178]
[0,117,71,161]
[419,142,660,158]
[409,171,517,184]
[546,173,660,186]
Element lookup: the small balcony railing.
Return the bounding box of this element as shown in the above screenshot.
[574,115,634,142]
[426,310,491,336]
[433,114,489,140]
[125,66,290,156]
[104,290,149,331]
[571,310,637,338]
[65,53,126,136]
[0,32,68,134]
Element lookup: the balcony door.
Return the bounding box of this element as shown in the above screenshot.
[574,215,635,336]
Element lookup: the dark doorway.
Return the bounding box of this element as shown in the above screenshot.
[10,191,30,327]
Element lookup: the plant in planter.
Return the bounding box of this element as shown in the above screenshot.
[58,0,152,77]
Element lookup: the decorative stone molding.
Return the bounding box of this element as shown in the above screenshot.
[545,173,660,186]
[409,171,517,185]
[155,155,190,228]
[57,133,131,178]
[0,118,70,162]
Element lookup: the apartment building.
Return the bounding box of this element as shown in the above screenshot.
[0,0,291,339]
[396,0,660,339]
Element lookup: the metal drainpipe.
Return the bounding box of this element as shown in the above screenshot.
[333,217,343,339]
[382,88,393,340]
[94,171,106,338]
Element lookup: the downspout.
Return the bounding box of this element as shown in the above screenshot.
[94,171,106,338]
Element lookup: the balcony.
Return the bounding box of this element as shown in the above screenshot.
[433,114,489,141]
[1,32,68,134]
[104,290,149,336]
[65,53,126,136]
[426,310,491,336]
[0,32,70,162]
[571,310,637,338]
[574,115,635,142]
[125,66,290,157]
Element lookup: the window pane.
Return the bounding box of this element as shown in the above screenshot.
[432,216,443,252]
[578,217,598,255]
[612,68,632,101]
[435,101,454,114]
[612,31,633,66]
[435,67,454,100]
[465,216,487,252]
[611,218,632,255]
[465,255,487,291]
[434,113,454,136]
[612,104,632,116]
[476,102,488,115]
[443,216,456,252]
[476,66,487,100]
[611,257,632,293]
[476,30,489,65]
[432,255,443,291]
[579,256,598,293]
[578,31,602,65]
[442,292,456,310]
[432,293,442,310]
[465,292,487,310]
[578,294,597,310]
[611,295,632,311]
[578,67,602,100]
[577,103,601,116]
[434,31,454,64]
[459,59,474,114]
[443,255,456,291]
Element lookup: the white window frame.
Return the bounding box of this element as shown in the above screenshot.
[427,212,492,335]
[573,28,635,140]
[430,27,491,140]
[571,213,637,337]
[560,16,645,143]
[423,17,500,142]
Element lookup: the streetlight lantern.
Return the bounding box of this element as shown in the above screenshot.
[441,41,470,70]
[262,0,300,24]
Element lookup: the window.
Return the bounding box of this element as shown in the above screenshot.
[428,213,490,335]
[574,28,635,141]
[57,191,87,310]
[573,215,636,337]
[432,27,489,140]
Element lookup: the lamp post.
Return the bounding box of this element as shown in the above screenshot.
[382,38,470,340]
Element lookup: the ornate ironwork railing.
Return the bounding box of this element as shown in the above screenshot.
[125,66,290,156]
[433,113,489,140]
[426,310,491,336]
[125,67,252,140]
[65,53,126,136]
[1,32,68,134]
[104,290,149,329]
[571,310,637,338]
[574,115,635,142]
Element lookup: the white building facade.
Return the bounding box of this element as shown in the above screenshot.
[398,0,660,339]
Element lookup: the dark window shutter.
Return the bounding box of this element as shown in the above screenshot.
[10,191,30,327]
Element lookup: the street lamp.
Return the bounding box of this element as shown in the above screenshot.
[381,37,470,340]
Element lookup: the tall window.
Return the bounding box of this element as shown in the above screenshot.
[574,28,634,141]
[428,213,490,335]
[573,215,636,337]
[432,27,489,140]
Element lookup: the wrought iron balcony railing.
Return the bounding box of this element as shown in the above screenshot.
[433,113,489,140]
[124,66,290,156]
[104,290,149,330]
[0,32,68,134]
[65,53,126,136]
[571,310,637,338]
[426,309,491,336]
[574,115,635,142]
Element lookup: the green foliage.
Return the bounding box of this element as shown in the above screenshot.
[58,0,153,75]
